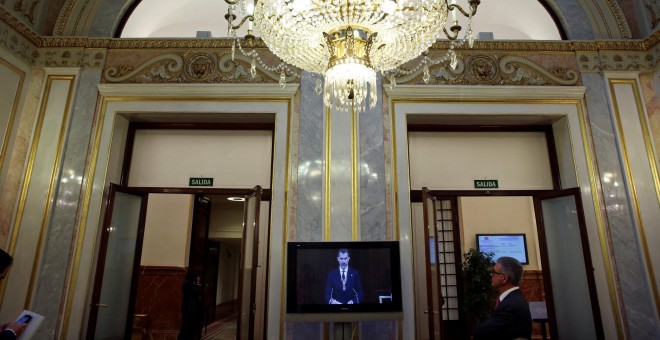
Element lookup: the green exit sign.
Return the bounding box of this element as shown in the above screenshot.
[189,177,213,187]
[474,180,498,189]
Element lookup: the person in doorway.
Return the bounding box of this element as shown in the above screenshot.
[474,256,532,340]
[178,270,203,340]
[0,249,27,340]
[325,248,363,304]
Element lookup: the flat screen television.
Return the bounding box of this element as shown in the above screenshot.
[286,241,403,322]
[476,233,529,265]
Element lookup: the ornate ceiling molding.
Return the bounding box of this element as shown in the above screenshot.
[53,0,85,36]
[0,12,37,63]
[33,47,106,67]
[604,0,632,38]
[577,44,659,72]
[393,53,580,86]
[1,4,658,75]
[1,6,40,45]
[103,51,298,84]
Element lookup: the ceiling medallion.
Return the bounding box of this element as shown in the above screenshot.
[225,0,481,112]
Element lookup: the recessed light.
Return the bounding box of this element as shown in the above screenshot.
[227,197,245,202]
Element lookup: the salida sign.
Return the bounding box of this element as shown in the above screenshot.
[189,177,214,187]
[474,179,498,189]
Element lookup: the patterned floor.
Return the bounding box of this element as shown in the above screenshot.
[202,315,237,340]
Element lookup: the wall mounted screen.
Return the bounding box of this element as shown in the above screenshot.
[476,233,529,265]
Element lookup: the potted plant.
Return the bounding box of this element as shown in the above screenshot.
[461,248,497,334]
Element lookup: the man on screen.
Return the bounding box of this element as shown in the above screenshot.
[325,249,364,304]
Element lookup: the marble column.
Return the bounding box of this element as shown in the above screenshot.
[31,68,103,339]
[582,72,660,339]
[291,72,394,338]
[355,75,395,339]
[291,71,325,337]
[358,75,387,241]
[296,71,325,242]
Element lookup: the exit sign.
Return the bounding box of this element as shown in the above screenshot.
[474,180,498,189]
[189,177,214,187]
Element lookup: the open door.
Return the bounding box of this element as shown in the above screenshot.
[237,185,262,340]
[534,188,604,340]
[86,184,148,339]
[422,187,444,339]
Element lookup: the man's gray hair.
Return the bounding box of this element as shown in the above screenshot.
[497,256,523,285]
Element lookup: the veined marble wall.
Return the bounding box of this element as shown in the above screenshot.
[582,71,659,339]
[292,71,395,338]
[0,4,658,338]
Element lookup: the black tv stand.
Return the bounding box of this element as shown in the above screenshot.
[334,322,353,340]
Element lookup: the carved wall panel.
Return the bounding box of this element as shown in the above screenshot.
[392,52,581,86]
[103,49,299,84]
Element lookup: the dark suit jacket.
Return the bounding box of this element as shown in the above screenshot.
[0,329,17,340]
[325,268,364,304]
[474,289,532,340]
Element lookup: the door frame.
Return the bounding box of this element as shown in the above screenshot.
[86,183,149,339]
[86,187,271,338]
[78,85,294,340]
[237,186,262,340]
[421,188,443,338]
[411,189,605,339]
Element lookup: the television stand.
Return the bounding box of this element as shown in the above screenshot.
[334,322,352,340]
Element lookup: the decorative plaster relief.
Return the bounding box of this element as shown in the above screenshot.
[393,53,579,86]
[13,0,38,24]
[577,44,659,72]
[32,47,105,67]
[0,13,37,63]
[103,51,298,84]
[645,0,659,29]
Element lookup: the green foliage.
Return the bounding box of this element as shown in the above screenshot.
[461,248,496,324]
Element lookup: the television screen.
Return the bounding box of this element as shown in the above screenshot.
[286,241,403,322]
[476,233,529,265]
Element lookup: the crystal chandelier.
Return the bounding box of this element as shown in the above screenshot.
[225,0,480,112]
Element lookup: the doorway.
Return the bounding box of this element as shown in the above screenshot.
[413,190,604,339]
[86,187,270,339]
[87,122,275,339]
[79,87,294,340]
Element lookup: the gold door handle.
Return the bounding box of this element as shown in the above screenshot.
[96,303,109,308]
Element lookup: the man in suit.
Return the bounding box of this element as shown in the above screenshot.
[0,249,26,340]
[325,249,364,304]
[474,256,532,340]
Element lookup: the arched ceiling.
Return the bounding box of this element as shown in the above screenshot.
[119,0,563,40]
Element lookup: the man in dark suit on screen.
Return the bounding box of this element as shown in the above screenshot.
[474,256,532,340]
[325,248,364,304]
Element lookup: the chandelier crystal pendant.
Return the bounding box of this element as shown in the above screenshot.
[226,0,480,112]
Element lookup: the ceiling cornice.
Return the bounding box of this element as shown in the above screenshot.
[1,6,658,53]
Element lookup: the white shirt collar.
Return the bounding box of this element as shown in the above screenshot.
[499,286,519,301]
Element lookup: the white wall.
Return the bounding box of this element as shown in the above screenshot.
[140,194,193,267]
[459,196,541,270]
[408,131,554,190]
[209,198,243,239]
[128,129,273,188]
